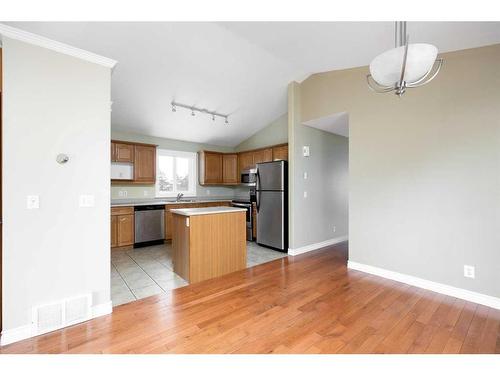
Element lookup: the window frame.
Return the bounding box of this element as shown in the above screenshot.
[155,148,198,198]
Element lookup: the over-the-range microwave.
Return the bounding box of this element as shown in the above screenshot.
[240,168,257,186]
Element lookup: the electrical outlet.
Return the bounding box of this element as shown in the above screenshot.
[143,190,149,197]
[333,226,336,233]
[303,191,308,198]
[303,172,308,179]
[118,190,127,198]
[206,190,211,195]
[79,195,95,207]
[464,265,475,279]
[27,195,40,209]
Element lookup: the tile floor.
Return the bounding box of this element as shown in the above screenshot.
[111,241,287,306]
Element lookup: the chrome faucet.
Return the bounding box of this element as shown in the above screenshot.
[176,193,184,202]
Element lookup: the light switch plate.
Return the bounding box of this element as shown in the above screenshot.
[303,191,308,198]
[303,146,310,157]
[27,195,40,209]
[303,172,308,179]
[79,195,95,207]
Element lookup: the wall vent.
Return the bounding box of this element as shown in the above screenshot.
[32,294,92,335]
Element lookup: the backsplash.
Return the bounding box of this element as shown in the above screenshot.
[111,184,248,200]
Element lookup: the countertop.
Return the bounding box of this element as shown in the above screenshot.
[170,206,247,216]
[111,198,233,207]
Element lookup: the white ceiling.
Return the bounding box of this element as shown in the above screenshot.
[303,112,349,138]
[5,22,500,146]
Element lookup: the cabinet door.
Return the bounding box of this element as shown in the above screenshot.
[117,214,134,246]
[272,145,288,161]
[134,145,156,184]
[111,215,118,247]
[222,154,238,184]
[253,148,273,165]
[238,152,254,172]
[204,152,222,183]
[114,142,134,162]
[111,142,116,162]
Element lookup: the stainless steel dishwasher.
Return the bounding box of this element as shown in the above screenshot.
[134,205,165,248]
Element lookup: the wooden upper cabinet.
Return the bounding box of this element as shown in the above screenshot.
[199,151,222,184]
[134,145,156,184]
[222,154,238,184]
[114,142,134,162]
[253,148,273,165]
[272,145,288,161]
[238,152,254,172]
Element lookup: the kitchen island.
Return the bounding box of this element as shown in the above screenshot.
[171,206,247,283]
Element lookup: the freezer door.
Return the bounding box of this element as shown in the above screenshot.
[257,191,285,250]
[256,161,285,191]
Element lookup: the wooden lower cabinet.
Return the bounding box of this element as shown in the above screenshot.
[111,207,134,248]
[165,201,231,240]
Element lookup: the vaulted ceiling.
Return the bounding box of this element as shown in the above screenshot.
[6,22,500,146]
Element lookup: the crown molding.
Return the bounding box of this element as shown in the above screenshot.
[0,23,117,70]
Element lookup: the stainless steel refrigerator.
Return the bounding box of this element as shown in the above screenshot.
[256,160,288,252]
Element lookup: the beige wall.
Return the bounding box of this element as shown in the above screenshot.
[299,44,500,298]
[235,113,288,152]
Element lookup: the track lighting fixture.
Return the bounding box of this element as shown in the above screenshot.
[171,101,230,125]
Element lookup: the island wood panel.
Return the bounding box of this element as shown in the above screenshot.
[165,202,231,240]
[172,214,190,281]
[172,211,246,283]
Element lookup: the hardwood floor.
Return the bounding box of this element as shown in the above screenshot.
[1,242,499,354]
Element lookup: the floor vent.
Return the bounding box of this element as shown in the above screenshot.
[32,294,92,335]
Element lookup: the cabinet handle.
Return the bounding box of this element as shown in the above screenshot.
[120,218,126,222]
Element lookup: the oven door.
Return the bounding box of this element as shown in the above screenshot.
[231,203,252,240]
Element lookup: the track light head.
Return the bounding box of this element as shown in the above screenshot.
[172,104,176,112]
[212,114,215,121]
[225,116,229,124]
[191,109,195,116]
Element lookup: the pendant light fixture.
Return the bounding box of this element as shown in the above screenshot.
[367,22,443,97]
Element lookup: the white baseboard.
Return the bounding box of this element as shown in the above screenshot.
[92,301,113,319]
[0,324,33,347]
[347,261,500,310]
[288,235,348,256]
[0,301,113,347]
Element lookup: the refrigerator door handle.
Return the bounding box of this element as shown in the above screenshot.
[256,190,260,213]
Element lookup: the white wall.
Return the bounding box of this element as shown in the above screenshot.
[2,37,112,332]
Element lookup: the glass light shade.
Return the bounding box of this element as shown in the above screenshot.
[369,43,438,87]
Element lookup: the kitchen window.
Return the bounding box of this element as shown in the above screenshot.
[156,149,197,197]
